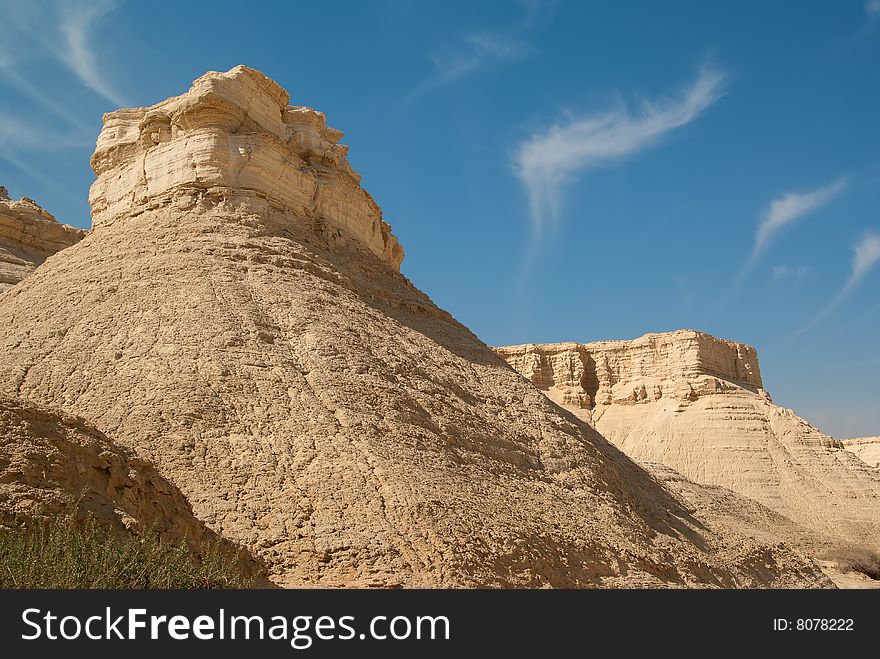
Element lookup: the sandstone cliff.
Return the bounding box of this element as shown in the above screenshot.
[844,437,880,469]
[496,331,880,552]
[0,67,834,588]
[0,187,87,291]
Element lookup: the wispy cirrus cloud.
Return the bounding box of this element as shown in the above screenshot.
[409,0,553,98]
[772,265,810,281]
[732,178,847,290]
[0,56,93,133]
[801,231,880,333]
[0,0,125,108]
[513,66,725,236]
[753,179,847,261]
[419,33,532,92]
[0,108,90,202]
[57,0,126,106]
[868,0,880,18]
[0,110,90,151]
[0,0,123,190]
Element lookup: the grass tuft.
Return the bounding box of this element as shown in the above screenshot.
[0,514,256,589]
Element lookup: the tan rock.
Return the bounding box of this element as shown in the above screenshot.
[0,188,87,291]
[496,331,880,552]
[0,68,832,588]
[843,437,880,469]
[0,396,264,579]
[88,65,403,270]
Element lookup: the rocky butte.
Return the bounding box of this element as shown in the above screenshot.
[0,66,836,587]
[496,330,880,553]
[0,187,87,291]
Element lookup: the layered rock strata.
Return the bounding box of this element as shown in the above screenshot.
[496,331,880,551]
[88,66,402,269]
[0,68,832,588]
[0,187,87,291]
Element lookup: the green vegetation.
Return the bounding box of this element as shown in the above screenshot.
[822,546,880,581]
[0,515,256,589]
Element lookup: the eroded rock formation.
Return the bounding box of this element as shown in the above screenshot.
[844,437,880,469]
[0,67,832,588]
[0,187,87,291]
[496,331,880,552]
[89,66,402,270]
[497,330,764,419]
[0,396,265,580]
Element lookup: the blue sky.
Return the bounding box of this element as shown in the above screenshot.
[0,1,878,437]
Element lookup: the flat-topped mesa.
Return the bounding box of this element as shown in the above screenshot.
[0,190,87,291]
[88,65,404,270]
[495,329,765,415]
[498,330,880,552]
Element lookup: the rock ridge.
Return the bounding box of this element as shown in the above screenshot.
[0,70,834,588]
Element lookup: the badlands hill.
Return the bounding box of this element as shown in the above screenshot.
[496,331,880,552]
[0,66,832,587]
[0,187,86,291]
[844,438,880,469]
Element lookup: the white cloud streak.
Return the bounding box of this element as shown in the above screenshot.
[421,33,532,92]
[0,57,94,133]
[751,178,847,262]
[772,265,809,281]
[0,111,89,151]
[410,0,552,98]
[868,0,880,17]
[802,231,880,332]
[843,231,880,294]
[513,66,726,235]
[57,0,125,106]
[729,178,848,294]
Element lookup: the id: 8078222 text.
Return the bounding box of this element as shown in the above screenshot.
[772,618,853,631]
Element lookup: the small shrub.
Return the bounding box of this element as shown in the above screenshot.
[822,546,880,581]
[0,515,255,589]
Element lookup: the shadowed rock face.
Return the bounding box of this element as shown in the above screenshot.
[0,397,265,580]
[496,332,880,552]
[0,67,832,588]
[0,188,87,291]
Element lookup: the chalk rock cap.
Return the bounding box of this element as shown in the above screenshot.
[89,65,403,269]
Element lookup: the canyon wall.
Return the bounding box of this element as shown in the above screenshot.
[497,330,764,420]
